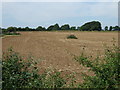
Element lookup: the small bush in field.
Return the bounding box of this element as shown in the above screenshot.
[5,33,20,35]
[67,34,78,39]
[75,43,120,88]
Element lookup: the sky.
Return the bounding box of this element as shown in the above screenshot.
[1,0,119,29]
[1,0,120,2]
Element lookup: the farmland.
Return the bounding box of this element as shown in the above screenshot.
[2,31,118,83]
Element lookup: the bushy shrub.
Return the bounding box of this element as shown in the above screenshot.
[67,34,78,39]
[2,48,66,88]
[75,43,120,88]
[2,48,42,88]
[40,70,66,88]
[5,33,20,35]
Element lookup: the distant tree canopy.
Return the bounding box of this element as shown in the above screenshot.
[1,21,120,35]
[1,26,20,35]
[80,21,102,31]
[36,26,46,31]
[77,27,81,31]
[61,24,70,30]
[104,26,120,31]
[52,23,60,30]
[109,26,113,31]
[0,27,2,34]
[47,25,54,31]
[105,26,108,31]
[7,27,17,33]
[47,23,60,31]
[113,26,119,31]
[70,26,76,30]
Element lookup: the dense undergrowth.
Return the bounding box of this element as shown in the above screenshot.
[2,42,120,89]
[75,43,120,88]
[2,48,66,88]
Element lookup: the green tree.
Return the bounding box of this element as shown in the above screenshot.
[36,26,46,31]
[80,21,102,31]
[113,26,119,31]
[25,27,30,31]
[17,27,22,31]
[60,24,70,30]
[42,27,46,31]
[77,27,81,31]
[109,26,113,31]
[7,27,16,33]
[0,27,2,34]
[47,25,54,31]
[70,26,76,30]
[2,28,7,34]
[36,26,43,31]
[52,23,60,30]
[105,26,108,31]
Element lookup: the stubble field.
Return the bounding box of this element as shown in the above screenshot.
[2,31,118,82]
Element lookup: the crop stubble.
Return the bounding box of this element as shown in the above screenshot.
[2,31,118,83]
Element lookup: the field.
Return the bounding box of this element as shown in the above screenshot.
[2,31,118,82]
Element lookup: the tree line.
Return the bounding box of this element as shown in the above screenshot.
[1,21,120,35]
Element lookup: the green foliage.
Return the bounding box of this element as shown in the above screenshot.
[2,48,41,88]
[2,29,7,34]
[75,43,120,88]
[25,27,30,31]
[80,21,102,31]
[36,26,43,31]
[70,26,76,30]
[105,26,108,31]
[47,24,60,31]
[5,33,20,35]
[2,21,120,32]
[40,70,66,88]
[0,27,2,34]
[113,26,119,31]
[7,27,17,33]
[67,34,78,39]
[2,27,20,35]
[52,23,60,30]
[77,27,81,31]
[2,48,66,88]
[47,25,54,31]
[109,26,113,31]
[61,24,70,30]
[36,26,46,31]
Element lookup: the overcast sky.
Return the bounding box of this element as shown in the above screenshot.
[1,0,119,29]
[1,0,119,2]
